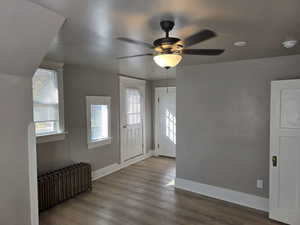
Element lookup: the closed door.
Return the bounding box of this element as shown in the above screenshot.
[270,80,300,225]
[120,77,145,162]
[155,87,176,157]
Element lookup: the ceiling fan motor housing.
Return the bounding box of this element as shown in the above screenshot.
[153,37,181,48]
[160,20,175,33]
[154,20,184,54]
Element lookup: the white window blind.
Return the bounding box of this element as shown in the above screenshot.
[86,96,112,149]
[33,68,60,135]
[91,104,108,141]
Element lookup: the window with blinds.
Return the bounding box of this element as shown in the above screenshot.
[32,68,61,136]
[86,96,112,149]
[90,104,108,141]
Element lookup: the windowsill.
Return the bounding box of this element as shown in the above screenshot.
[36,132,67,144]
[88,137,112,149]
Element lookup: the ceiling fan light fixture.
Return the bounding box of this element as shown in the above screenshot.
[153,53,182,69]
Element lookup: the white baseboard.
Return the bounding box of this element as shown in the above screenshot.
[152,149,160,157]
[92,150,154,181]
[92,163,120,181]
[175,178,269,212]
[120,151,154,168]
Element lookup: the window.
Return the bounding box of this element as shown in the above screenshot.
[91,105,108,140]
[86,96,111,149]
[166,109,176,144]
[32,65,65,142]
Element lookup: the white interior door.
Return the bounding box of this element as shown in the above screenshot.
[155,87,176,157]
[270,79,300,225]
[120,77,145,162]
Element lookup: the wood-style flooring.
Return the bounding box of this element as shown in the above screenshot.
[40,157,282,225]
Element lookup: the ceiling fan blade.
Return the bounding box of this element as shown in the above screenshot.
[183,29,216,47]
[117,37,154,49]
[117,53,153,59]
[183,49,224,55]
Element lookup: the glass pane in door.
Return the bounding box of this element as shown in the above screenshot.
[126,89,141,125]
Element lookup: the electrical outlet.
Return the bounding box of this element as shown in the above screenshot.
[257,179,263,189]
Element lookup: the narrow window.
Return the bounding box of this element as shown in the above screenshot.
[86,96,112,149]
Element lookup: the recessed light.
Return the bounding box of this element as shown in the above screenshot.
[234,41,247,47]
[282,40,297,48]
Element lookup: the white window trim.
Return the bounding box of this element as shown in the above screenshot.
[35,61,66,143]
[86,96,112,149]
[37,132,68,144]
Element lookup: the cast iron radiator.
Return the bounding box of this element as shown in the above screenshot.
[38,163,92,211]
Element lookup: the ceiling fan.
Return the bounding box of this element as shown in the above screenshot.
[117,20,224,69]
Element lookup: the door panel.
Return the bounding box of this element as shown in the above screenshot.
[120,77,145,162]
[156,87,176,157]
[125,88,143,159]
[280,89,300,128]
[278,137,298,209]
[270,80,300,225]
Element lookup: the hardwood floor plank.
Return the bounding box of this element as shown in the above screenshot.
[40,157,282,225]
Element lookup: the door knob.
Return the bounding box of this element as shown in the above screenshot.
[272,156,277,167]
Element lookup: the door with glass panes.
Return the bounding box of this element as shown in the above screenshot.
[155,87,176,157]
[120,77,145,162]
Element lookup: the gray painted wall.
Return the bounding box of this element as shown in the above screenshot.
[145,81,153,152]
[177,54,300,198]
[37,64,152,174]
[152,79,176,88]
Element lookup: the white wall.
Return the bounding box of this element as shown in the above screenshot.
[0,1,64,224]
[0,74,33,225]
[0,0,65,77]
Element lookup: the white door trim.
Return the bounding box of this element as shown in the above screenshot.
[120,76,146,163]
[154,87,176,156]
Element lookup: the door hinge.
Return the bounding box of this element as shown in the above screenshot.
[157,144,160,148]
[157,97,160,103]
